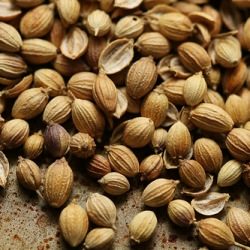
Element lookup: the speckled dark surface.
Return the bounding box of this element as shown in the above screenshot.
[0,151,249,250]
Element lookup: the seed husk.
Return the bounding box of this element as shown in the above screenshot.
[60,27,88,60]
[99,38,134,75]
[0,151,9,188]
[191,192,230,216]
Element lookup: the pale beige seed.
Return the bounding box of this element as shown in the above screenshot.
[178,42,211,73]
[59,202,89,247]
[190,103,234,133]
[60,27,88,60]
[166,121,192,160]
[84,228,115,250]
[226,207,250,245]
[194,138,223,174]
[21,39,57,65]
[115,16,144,39]
[23,132,44,160]
[179,160,206,189]
[0,119,29,149]
[197,218,235,249]
[67,72,96,101]
[72,99,105,141]
[168,200,196,227]
[16,157,41,191]
[225,94,248,126]
[86,10,111,37]
[142,178,179,207]
[126,56,157,99]
[0,22,22,52]
[93,72,118,113]
[183,72,207,106]
[98,172,130,196]
[136,32,171,59]
[129,211,157,243]
[214,36,242,68]
[225,128,250,162]
[0,53,27,79]
[70,133,96,159]
[159,12,193,41]
[43,96,72,125]
[34,69,66,97]
[141,90,169,128]
[12,88,49,120]
[151,128,168,153]
[20,4,54,38]
[139,154,163,181]
[217,160,242,187]
[43,158,73,208]
[123,117,155,148]
[106,144,139,177]
[191,192,230,216]
[86,193,117,229]
[56,0,80,27]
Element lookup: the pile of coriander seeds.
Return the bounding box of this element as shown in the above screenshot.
[0,0,250,249]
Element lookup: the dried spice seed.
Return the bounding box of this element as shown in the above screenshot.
[43,158,73,208]
[59,202,89,247]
